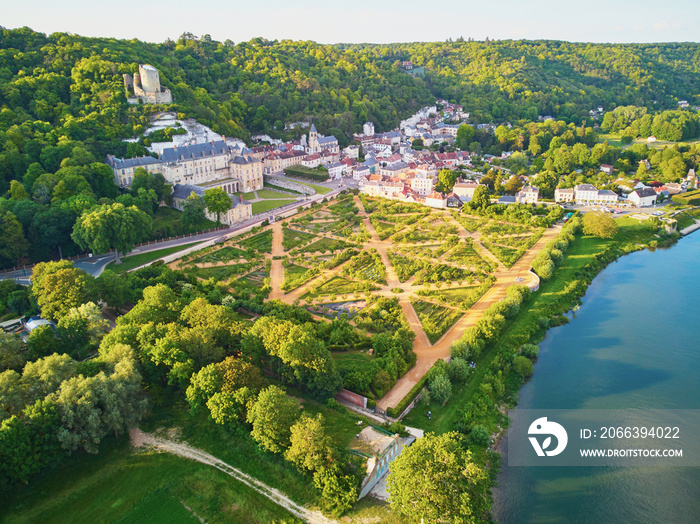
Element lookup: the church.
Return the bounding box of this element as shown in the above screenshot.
[306,124,339,155]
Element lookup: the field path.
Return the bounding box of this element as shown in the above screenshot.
[269,221,285,300]
[130,428,334,524]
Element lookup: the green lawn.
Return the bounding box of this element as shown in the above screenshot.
[188,263,260,282]
[304,276,375,298]
[481,242,524,267]
[106,242,201,272]
[293,181,333,195]
[254,189,294,199]
[251,199,296,214]
[0,437,300,524]
[282,227,317,251]
[299,237,352,254]
[264,182,301,195]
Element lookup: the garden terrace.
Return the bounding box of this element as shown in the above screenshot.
[341,251,387,284]
[238,230,273,253]
[410,300,464,345]
[282,227,317,251]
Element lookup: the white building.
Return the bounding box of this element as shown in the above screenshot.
[516,186,540,204]
[628,187,658,207]
[363,122,375,136]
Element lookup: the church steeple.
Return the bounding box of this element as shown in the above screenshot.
[308,123,319,153]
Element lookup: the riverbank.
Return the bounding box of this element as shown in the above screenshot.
[493,230,700,523]
[400,215,677,520]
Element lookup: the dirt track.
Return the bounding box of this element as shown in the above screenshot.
[130,428,334,524]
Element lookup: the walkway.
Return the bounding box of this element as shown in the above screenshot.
[130,428,334,524]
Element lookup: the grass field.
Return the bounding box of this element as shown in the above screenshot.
[481,242,524,267]
[0,437,300,524]
[254,189,295,199]
[107,242,201,272]
[238,191,257,200]
[187,263,258,282]
[282,227,317,251]
[300,237,352,254]
[293,181,333,195]
[251,199,296,215]
[418,284,492,310]
[305,276,374,298]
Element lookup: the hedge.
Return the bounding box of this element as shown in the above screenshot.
[283,164,330,181]
[386,360,444,418]
[672,189,700,206]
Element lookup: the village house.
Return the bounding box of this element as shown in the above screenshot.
[516,185,540,204]
[628,187,658,207]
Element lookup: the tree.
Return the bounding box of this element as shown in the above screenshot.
[203,187,231,225]
[512,355,534,377]
[285,413,335,473]
[0,333,26,372]
[429,371,452,404]
[469,185,490,210]
[247,385,300,453]
[31,261,93,321]
[503,175,524,195]
[455,124,475,150]
[313,464,359,517]
[0,211,29,268]
[182,191,206,229]
[387,432,487,523]
[582,211,619,239]
[437,169,458,192]
[9,180,29,201]
[72,203,152,264]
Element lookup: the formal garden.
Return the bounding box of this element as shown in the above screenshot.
[162,192,561,407]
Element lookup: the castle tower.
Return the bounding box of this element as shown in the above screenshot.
[139,64,161,93]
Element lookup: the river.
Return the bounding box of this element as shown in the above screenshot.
[494,233,700,523]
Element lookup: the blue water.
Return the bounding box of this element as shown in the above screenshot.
[494,234,700,523]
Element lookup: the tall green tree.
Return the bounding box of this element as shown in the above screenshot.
[31,261,93,321]
[71,203,152,264]
[203,187,231,225]
[387,432,487,523]
[247,385,300,454]
[0,211,29,268]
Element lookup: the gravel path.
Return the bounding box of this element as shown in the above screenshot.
[129,428,335,524]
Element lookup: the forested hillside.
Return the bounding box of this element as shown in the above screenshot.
[1,27,700,268]
[349,40,700,123]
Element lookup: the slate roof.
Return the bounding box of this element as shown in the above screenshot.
[108,155,162,169]
[171,184,249,208]
[160,140,231,162]
[498,196,517,204]
[317,135,338,145]
[632,187,657,198]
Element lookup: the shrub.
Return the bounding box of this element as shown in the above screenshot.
[448,357,470,383]
[429,372,452,404]
[512,355,534,377]
[521,343,539,360]
[469,424,491,447]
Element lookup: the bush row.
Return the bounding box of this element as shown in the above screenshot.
[532,215,582,280]
[283,165,330,181]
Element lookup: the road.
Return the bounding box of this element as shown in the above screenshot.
[0,187,339,283]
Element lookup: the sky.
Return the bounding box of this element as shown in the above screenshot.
[3,0,699,45]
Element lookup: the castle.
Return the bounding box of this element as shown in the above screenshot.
[107,140,263,224]
[123,64,173,105]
